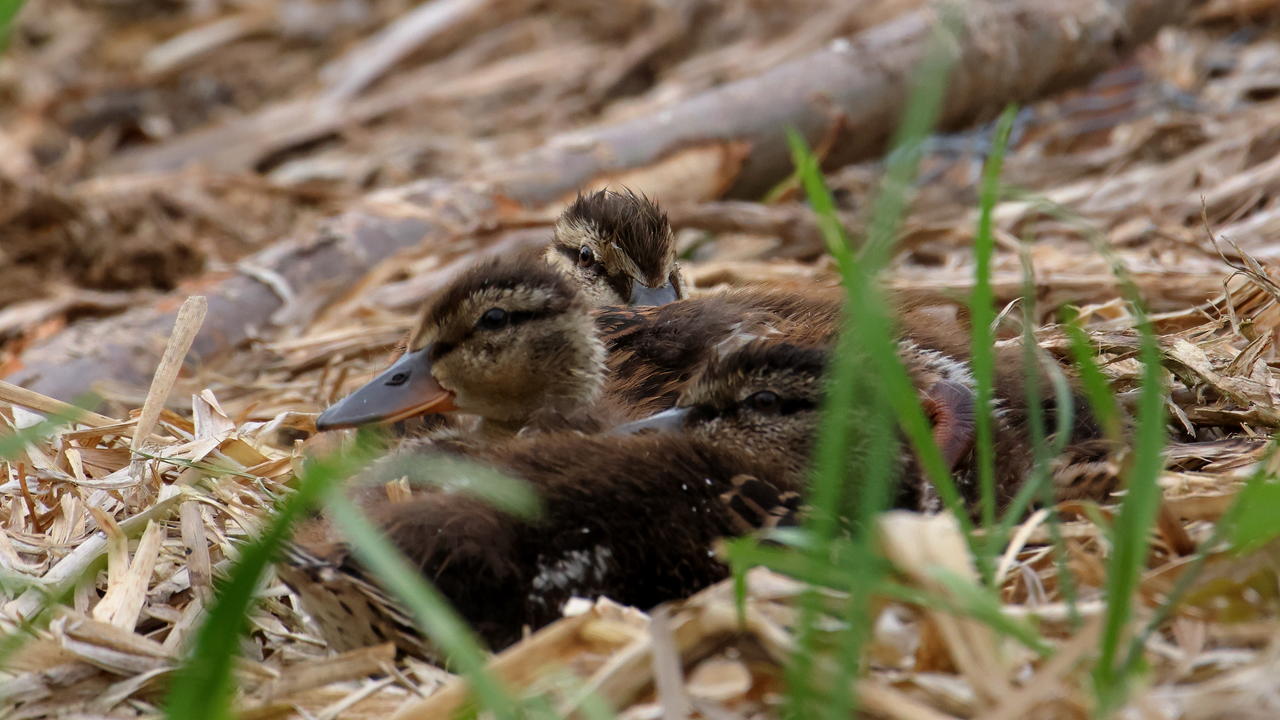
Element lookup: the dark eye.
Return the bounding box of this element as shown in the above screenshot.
[746,391,780,413]
[477,308,508,330]
[577,245,595,268]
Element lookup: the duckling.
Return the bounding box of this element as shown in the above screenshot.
[622,336,1002,510]
[544,188,686,307]
[281,341,838,657]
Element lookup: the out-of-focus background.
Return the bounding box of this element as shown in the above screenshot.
[4,0,1279,417]
[9,1,1280,718]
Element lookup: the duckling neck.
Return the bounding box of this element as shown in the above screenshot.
[476,417,528,442]
[475,351,606,438]
[515,328,607,431]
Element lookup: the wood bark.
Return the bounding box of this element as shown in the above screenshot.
[7,0,1202,402]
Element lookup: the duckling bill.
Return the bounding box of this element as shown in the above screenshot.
[315,346,457,429]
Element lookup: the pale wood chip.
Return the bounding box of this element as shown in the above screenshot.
[93,519,164,631]
[180,500,212,602]
[161,597,205,655]
[649,607,691,720]
[878,512,1013,708]
[259,643,396,701]
[8,486,187,620]
[85,505,128,602]
[193,388,237,442]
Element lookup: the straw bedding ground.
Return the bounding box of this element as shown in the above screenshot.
[6,2,1280,718]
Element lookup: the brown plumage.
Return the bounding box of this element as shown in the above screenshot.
[315,256,844,440]
[887,320,1122,512]
[599,286,843,416]
[281,341,830,658]
[287,327,1118,659]
[544,188,686,307]
[315,254,613,440]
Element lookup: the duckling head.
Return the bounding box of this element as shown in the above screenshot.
[618,341,827,484]
[545,188,685,307]
[615,340,983,493]
[316,256,604,433]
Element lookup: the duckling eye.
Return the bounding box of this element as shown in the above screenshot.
[746,390,780,413]
[577,245,595,268]
[477,308,508,330]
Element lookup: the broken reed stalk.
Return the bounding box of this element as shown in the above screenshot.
[129,296,208,454]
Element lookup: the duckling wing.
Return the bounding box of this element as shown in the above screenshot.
[595,300,746,414]
[720,474,804,534]
[594,305,652,346]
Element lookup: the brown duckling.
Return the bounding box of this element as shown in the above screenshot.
[283,337,1005,657]
[282,341,837,657]
[620,335,1013,511]
[544,188,686,307]
[621,313,1114,517]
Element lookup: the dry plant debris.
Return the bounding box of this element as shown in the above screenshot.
[6,257,1280,718]
[7,2,1280,719]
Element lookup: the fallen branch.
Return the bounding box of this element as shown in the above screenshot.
[318,0,536,102]
[8,0,1203,402]
[666,200,833,258]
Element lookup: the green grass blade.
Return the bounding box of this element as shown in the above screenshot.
[0,0,24,53]
[727,536,873,592]
[969,105,1018,569]
[784,19,963,717]
[1092,304,1167,714]
[1012,188,1177,713]
[1118,435,1279,674]
[782,132,868,720]
[1008,246,1082,630]
[788,128,855,276]
[1061,312,1123,442]
[128,449,261,480]
[1223,441,1280,553]
[995,353,1077,530]
[822,391,896,718]
[374,453,540,517]
[163,439,378,720]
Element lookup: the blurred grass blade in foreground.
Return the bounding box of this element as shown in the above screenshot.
[164,437,379,720]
